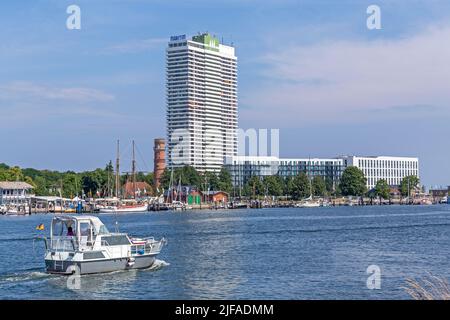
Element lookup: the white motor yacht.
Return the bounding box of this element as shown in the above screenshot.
[41,215,166,275]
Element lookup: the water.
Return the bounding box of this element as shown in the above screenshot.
[1,205,450,299]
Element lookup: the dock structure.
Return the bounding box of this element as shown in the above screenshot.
[29,196,83,214]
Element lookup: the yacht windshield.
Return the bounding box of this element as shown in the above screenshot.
[99,225,109,234]
[52,219,76,237]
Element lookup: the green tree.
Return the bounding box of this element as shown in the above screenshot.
[160,168,172,190]
[244,176,264,198]
[0,168,8,181]
[334,183,342,197]
[263,176,283,197]
[367,188,377,204]
[0,166,24,181]
[339,166,367,196]
[33,176,49,196]
[312,176,327,197]
[284,176,294,197]
[374,179,390,202]
[399,175,420,197]
[325,177,335,195]
[24,176,36,188]
[160,166,201,190]
[81,169,107,197]
[204,171,219,191]
[375,179,391,204]
[62,173,81,198]
[291,173,310,200]
[218,168,233,193]
[170,166,200,188]
[144,172,154,188]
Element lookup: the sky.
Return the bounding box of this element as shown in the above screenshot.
[1,0,450,187]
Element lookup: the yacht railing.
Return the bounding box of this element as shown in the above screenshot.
[130,238,165,256]
[48,237,166,256]
[100,239,129,258]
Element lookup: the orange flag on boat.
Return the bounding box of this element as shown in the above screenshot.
[36,224,45,231]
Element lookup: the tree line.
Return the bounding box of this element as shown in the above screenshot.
[159,166,233,194]
[155,165,420,200]
[158,165,420,200]
[1,162,420,201]
[0,162,154,199]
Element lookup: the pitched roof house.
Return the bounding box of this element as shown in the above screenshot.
[0,181,34,205]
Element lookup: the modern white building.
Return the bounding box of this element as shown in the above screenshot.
[166,33,238,172]
[339,156,419,190]
[224,155,419,190]
[224,156,344,190]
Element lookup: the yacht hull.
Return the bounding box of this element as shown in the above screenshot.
[45,254,156,275]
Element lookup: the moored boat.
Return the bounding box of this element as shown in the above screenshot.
[3,205,27,216]
[99,203,148,213]
[171,201,186,211]
[295,200,321,208]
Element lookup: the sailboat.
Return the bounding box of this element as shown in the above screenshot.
[172,176,186,211]
[296,160,321,208]
[297,198,321,208]
[98,140,148,214]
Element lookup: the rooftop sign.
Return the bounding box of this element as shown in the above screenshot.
[170,35,186,41]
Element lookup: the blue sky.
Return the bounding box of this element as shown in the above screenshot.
[1,0,450,187]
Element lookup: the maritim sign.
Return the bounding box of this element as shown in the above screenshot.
[170,34,186,41]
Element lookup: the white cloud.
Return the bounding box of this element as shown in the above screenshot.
[241,25,450,127]
[0,81,115,102]
[0,81,119,125]
[104,38,167,54]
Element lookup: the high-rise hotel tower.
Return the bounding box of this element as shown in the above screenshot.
[166,33,238,172]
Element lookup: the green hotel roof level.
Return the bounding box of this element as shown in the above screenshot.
[192,33,220,51]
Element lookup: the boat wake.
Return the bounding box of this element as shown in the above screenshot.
[0,269,50,285]
[0,260,169,286]
[146,259,170,271]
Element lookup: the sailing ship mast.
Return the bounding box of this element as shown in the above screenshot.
[308,157,313,200]
[132,140,137,200]
[115,140,120,199]
[166,166,174,204]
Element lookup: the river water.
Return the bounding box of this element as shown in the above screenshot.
[1,205,449,299]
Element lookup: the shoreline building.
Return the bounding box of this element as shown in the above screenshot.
[339,155,419,190]
[0,181,34,206]
[166,33,238,172]
[224,155,419,191]
[224,156,344,191]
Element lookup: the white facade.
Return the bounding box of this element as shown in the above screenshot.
[0,181,34,205]
[340,156,419,189]
[224,155,419,190]
[166,34,238,172]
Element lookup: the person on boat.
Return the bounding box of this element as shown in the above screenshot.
[67,226,74,236]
